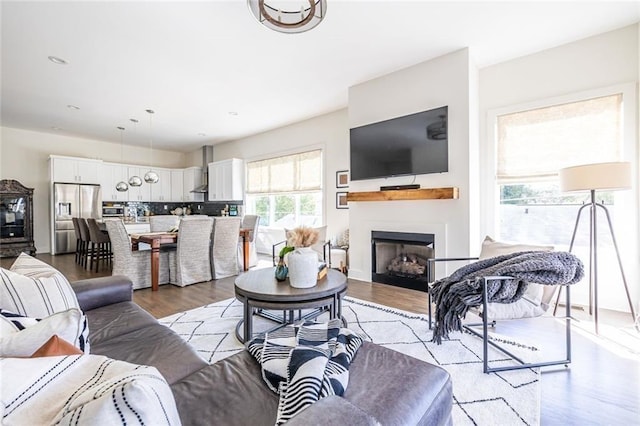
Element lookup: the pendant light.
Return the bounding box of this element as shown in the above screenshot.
[115,126,129,192]
[128,118,143,187]
[144,109,159,184]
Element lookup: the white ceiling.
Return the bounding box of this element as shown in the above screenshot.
[2,1,639,153]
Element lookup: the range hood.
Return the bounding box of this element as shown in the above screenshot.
[190,145,213,193]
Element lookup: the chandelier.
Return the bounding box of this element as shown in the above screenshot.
[144,109,159,184]
[247,0,327,34]
[115,126,129,192]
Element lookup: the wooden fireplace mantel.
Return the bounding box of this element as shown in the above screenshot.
[346,187,459,202]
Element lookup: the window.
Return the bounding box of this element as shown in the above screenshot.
[495,93,624,246]
[245,149,323,228]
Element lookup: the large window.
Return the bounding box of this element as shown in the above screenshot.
[495,93,624,246]
[245,149,323,228]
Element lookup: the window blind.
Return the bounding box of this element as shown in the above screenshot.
[496,94,622,183]
[246,149,322,194]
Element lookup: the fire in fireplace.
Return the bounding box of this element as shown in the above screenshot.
[371,231,435,292]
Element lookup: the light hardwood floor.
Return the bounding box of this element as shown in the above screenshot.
[2,253,638,425]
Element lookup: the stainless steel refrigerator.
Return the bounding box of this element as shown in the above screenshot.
[52,183,102,254]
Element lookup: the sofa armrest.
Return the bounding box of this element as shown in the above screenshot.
[71,275,133,311]
[285,396,378,426]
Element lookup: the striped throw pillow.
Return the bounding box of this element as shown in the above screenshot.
[2,355,181,425]
[0,308,90,356]
[1,253,79,318]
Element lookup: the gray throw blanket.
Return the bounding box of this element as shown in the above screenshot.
[247,319,363,425]
[430,251,584,344]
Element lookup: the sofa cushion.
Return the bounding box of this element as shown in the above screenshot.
[1,253,79,318]
[171,350,279,426]
[1,355,180,426]
[84,301,158,345]
[0,308,89,356]
[89,323,208,385]
[344,342,452,426]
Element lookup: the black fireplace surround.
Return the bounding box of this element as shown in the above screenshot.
[371,231,435,292]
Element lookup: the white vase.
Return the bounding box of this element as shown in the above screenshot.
[287,247,318,288]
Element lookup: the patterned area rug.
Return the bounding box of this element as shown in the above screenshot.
[160,297,540,425]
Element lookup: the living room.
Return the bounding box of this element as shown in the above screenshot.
[1,2,639,425]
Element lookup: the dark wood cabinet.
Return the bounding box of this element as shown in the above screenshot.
[0,179,36,258]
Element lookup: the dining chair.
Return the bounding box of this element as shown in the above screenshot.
[86,218,112,272]
[150,215,180,232]
[105,219,170,290]
[238,214,259,269]
[168,216,214,287]
[211,217,242,279]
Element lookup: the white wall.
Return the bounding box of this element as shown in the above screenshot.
[0,126,186,253]
[347,48,479,282]
[479,24,639,312]
[211,109,351,251]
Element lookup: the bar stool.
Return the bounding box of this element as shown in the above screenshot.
[71,217,83,265]
[87,218,112,272]
[77,218,91,268]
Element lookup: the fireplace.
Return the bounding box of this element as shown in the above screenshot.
[371,231,435,292]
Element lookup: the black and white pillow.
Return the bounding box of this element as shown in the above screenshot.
[2,355,181,425]
[0,308,90,356]
[1,253,80,318]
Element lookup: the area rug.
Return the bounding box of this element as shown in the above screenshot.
[160,297,540,425]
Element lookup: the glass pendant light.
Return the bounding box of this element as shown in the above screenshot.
[144,109,159,184]
[115,126,129,192]
[128,118,143,187]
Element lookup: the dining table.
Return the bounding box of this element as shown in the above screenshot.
[131,228,253,291]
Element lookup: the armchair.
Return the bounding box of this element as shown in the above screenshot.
[427,236,580,373]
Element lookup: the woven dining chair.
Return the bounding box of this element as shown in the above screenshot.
[168,216,214,287]
[150,215,180,232]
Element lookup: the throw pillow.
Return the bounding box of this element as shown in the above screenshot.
[477,236,556,319]
[1,253,80,318]
[0,308,89,356]
[2,355,181,426]
[31,335,83,357]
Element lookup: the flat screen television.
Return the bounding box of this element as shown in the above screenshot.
[349,106,448,181]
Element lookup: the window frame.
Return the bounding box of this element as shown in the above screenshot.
[243,144,325,229]
[482,82,637,239]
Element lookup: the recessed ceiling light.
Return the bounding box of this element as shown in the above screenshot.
[228,111,238,116]
[67,104,80,110]
[51,126,63,131]
[198,132,207,137]
[48,56,68,65]
[130,118,139,123]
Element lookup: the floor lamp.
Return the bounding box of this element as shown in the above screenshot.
[553,161,636,334]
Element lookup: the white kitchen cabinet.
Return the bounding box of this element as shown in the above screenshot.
[208,158,244,201]
[50,156,101,184]
[182,167,204,202]
[127,167,151,202]
[171,170,184,202]
[150,168,172,202]
[100,163,129,202]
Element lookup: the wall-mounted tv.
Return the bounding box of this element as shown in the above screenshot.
[349,106,448,181]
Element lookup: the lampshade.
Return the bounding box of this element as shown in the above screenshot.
[559,161,631,192]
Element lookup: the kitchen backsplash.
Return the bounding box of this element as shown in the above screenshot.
[115,201,243,217]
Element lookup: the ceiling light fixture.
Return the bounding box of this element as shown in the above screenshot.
[67,104,80,110]
[247,0,327,34]
[115,127,129,192]
[48,56,68,65]
[143,109,159,184]
[128,118,143,187]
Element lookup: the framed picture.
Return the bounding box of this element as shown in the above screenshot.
[336,192,348,209]
[336,170,349,188]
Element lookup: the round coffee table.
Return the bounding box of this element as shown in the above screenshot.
[234,267,347,343]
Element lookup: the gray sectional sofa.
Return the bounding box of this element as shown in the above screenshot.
[72,275,453,425]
